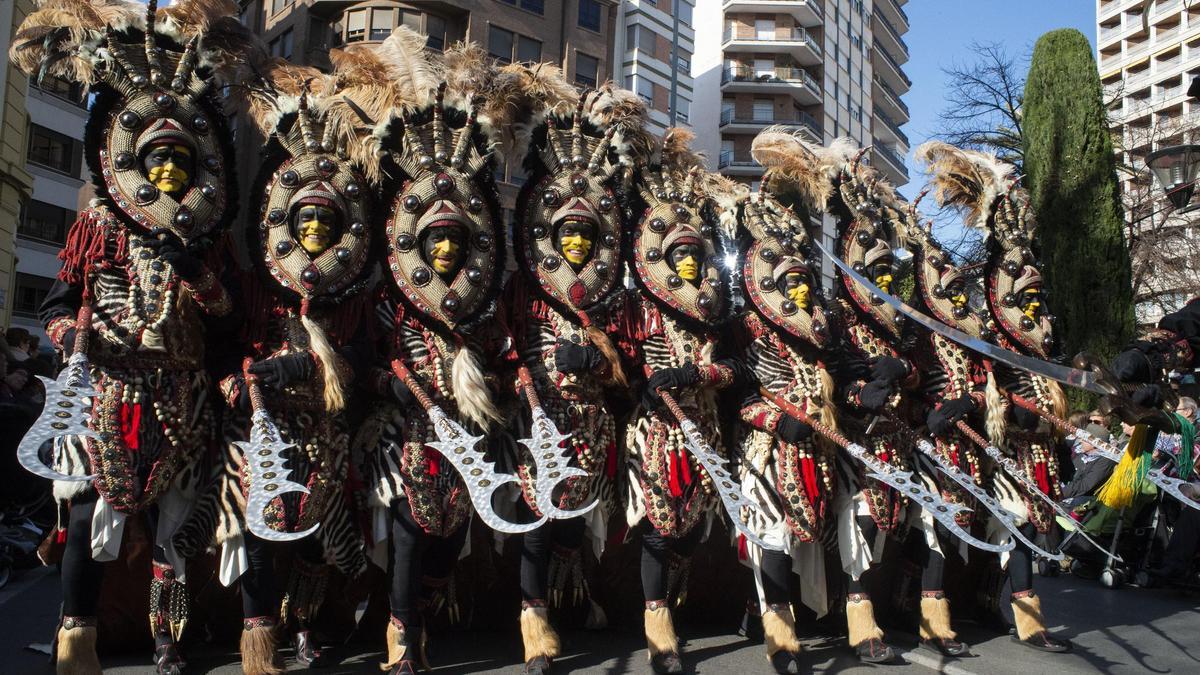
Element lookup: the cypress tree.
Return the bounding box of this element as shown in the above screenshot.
[1022,29,1134,373]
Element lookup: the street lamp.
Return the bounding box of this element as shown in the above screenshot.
[1145,144,1200,213]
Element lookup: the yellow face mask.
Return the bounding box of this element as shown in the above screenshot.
[676,255,699,281]
[782,278,811,309]
[950,286,968,308]
[431,237,460,275]
[297,205,335,254]
[874,273,894,293]
[560,232,593,266]
[146,144,192,195]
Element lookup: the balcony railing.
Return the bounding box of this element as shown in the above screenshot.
[884,0,909,28]
[1099,24,1123,42]
[873,39,912,88]
[873,75,909,117]
[872,140,908,177]
[723,0,823,19]
[722,66,820,92]
[874,12,909,58]
[720,108,822,138]
[874,108,909,146]
[723,27,818,48]
[718,151,761,170]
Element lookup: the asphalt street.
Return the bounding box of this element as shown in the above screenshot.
[3,566,1200,674]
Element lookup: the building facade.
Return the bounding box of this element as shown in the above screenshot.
[1097,0,1200,326]
[2,0,88,342]
[692,0,911,279]
[612,0,695,136]
[0,0,36,333]
[238,0,618,223]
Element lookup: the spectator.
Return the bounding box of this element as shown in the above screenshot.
[1088,409,1110,430]
[1062,423,1117,503]
[4,327,31,363]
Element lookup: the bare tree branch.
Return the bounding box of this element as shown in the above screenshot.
[936,42,1027,170]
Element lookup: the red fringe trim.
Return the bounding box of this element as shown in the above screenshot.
[58,208,128,285]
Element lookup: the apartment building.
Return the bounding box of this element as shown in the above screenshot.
[692,0,912,279]
[238,0,618,219]
[0,0,36,332]
[1097,0,1200,325]
[612,0,696,136]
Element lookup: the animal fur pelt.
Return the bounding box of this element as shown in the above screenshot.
[915,141,1017,234]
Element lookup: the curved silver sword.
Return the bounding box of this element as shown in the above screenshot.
[814,240,1113,396]
[516,367,598,520]
[393,360,547,534]
[240,361,318,542]
[18,307,97,483]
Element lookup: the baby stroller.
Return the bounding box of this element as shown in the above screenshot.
[1055,476,1162,589]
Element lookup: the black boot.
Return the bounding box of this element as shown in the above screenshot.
[1014,631,1072,653]
[854,637,895,664]
[525,654,552,674]
[770,649,803,673]
[293,630,329,668]
[650,651,684,674]
[154,640,186,675]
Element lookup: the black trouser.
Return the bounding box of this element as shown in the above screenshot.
[1159,506,1200,576]
[843,515,946,595]
[520,515,587,603]
[61,496,167,616]
[387,500,468,629]
[640,525,703,602]
[240,531,324,621]
[1006,522,1038,594]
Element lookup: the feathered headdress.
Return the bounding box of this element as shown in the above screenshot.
[914,141,1025,238]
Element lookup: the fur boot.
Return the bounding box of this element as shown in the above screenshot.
[1011,592,1048,640]
[240,619,282,675]
[762,605,802,657]
[845,597,885,647]
[381,617,408,671]
[55,619,101,675]
[919,595,956,641]
[644,604,680,657]
[521,605,562,662]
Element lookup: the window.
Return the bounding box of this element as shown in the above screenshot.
[579,0,602,32]
[400,10,421,31]
[346,9,366,42]
[13,273,53,319]
[674,98,690,123]
[499,0,544,13]
[370,9,394,41]
[756,19,774,40]
[271,0,292,16]
[488,26,515,63]
[677,52,691,73]
[575,52,599,87]
[494,159,508,184]
[752,99,773,122]
[755,58,775,79]
[517,35,542,63]
[636,77,654,105]
[32,76,85,106]
[426,15,447,50]
[28,124,82,176]
[509,161,528,187]
[269,28,293,59]
[18,200,74,245]
[678,1,693,26]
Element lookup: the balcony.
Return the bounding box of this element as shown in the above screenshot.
[874,107,909,148]
[720,108,822,141]
[873,39,911,93]
[875,0,909,33]
[1099,23,1124,46]
[718,151,765,176]
[721,66,821,105]
[722,0,822,27]
[723,27,821,66]
[872,75,909,121]
[872,12,909,62]
[871,140,909,182]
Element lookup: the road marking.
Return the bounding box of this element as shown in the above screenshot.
[0,566,55,608]
[899,647,982,675]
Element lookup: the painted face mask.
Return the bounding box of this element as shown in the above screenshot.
[871,259,895,293]
[143,143,193,197]
[781,271,811,310]
[947,281,968,309]
[669,242,703,283]
[296,204,337,255]
[558,219,596,268]
[1022,288,1042,320]
[423,227,465,277]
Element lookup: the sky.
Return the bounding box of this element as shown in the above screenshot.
[897,0,1097,202]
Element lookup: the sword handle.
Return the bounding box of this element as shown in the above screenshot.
[657,389,687,425]
[242,357,265,412]
[392,359,435,412]
[517,365,541,408]
[759,386,852,450]
[955,420,992,450]
[1008,393,1079,437]
[72,304,92,356]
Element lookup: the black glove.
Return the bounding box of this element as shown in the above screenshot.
[1011,405,1041,431]
[776,415,813,444]
[233,376,252,410]
[856,380,895,413]
[145,234,204,281]
[641,364,700,409]
[61,328,77,357]
[247,353,315,389]
[870,356,909,385]
[927,394,976,436]
[1132,385,1164,410]
[389,376,414,407]
[554,342,602,374]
